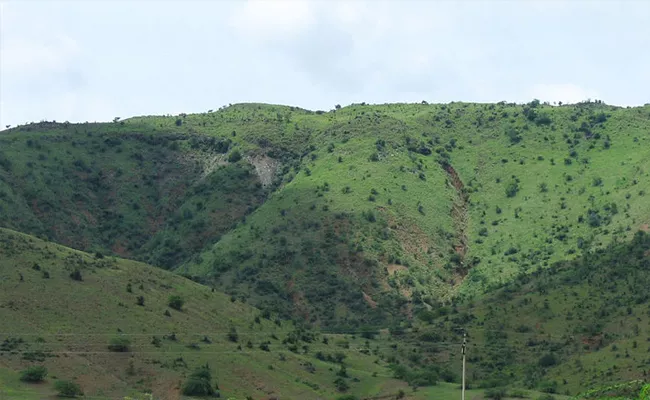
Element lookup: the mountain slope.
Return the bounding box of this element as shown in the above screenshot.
[2,101,650,328]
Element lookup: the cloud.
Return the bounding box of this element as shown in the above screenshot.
[228,0,315,40]
[529,84,600,104]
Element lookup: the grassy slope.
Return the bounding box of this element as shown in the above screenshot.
[0,227,418,400]
[178,101,650,326]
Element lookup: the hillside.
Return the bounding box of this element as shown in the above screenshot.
[0,227,423,399]
[4,100,650,327]
[389,230,650,396]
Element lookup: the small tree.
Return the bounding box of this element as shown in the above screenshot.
[108,337,131,352]
[168,295,184,311]
[227,327,238,343]
[182,364,215,396]
[136,296,145,306]
[228,150,242,163]
[505,182,519,198]
[54,380,83,398]
[69,269,82,281]
[20,366,47,382]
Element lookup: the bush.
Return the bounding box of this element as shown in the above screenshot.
[537,395,555,400]
[334,377,349,392]
[228,150,242,163]
[168,295,184,311]
[337,396,359,400]
[69,269,82,281]
[20,366,47,382]
[108,337,131,352]
[54,380,83,398]
[538,353,557,367]
[182,365,214,396]
[485,387,507,400]
[227,327,238,342]
[509,389,529,398]
[505,182,519,198]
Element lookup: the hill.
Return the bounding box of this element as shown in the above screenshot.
[3,101,650,329]
[389,230,650,396]
[0,227,415,399]
[2,100,650,396]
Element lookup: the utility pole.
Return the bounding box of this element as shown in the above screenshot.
[461,331,467,400]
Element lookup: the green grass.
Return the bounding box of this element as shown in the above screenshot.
[0,227,413,399]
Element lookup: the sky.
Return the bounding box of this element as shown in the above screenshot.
[1,0,649,128]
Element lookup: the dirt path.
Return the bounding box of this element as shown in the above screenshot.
[442,163,470,275]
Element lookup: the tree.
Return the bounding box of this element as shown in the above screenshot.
[539,353,557,367]
[136,296,145,306]
[175,118,182,126]
[505,182,519,198]
[69,269,82,281]
[108,337,131,352]
[334,377,349,392]
[228,150,242,163]
[20,366,47,382]
[227,327,239,342]
[182,364,216,396]
[54,380,83,398]
[168,295,184,311]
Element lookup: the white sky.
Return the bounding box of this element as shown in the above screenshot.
[1,0,649,128]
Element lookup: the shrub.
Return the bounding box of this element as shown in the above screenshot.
[334,377,349,392]
[228,150,242,163]
[227,327,239,342]
[182,365,214,396]
[537,395,555,400]
[168,295,184,311]
[20,366,47,382]
[108,337,131,352]
[539,183,548,193]
[69,269,82,281]
[505,182,519,198]
[539,353,557,367]
[136,296,145,306]
[54,380,83,398]
[337,396,359,400]
[485,387,507,400]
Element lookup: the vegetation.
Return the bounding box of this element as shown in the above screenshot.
[19,366,47,382]
[2,100,650,399]
[54,380,83,397]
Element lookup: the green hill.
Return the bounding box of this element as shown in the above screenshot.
[2,100,650,397]
[3,101,650,328]
[0,227,419,399]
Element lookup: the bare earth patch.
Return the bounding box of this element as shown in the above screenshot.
[246,155,280,187]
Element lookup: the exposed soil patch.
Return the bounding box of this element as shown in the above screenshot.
[362,291,378,308]
[246,155,280,187]
[442,163,470,275]
[387,264,408,275]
